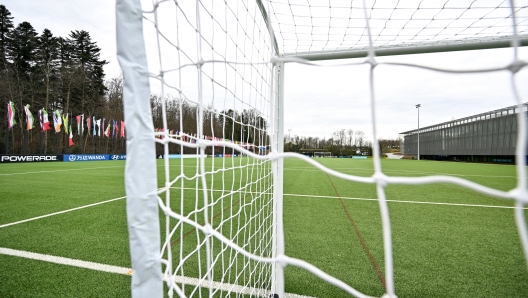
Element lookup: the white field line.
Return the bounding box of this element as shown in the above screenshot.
[167,187,519,209]
[284,167,520,179]
[0,247,313,298]
[0,196,126,229]
[284,194,522,209]
[0,247,133,275]
[0,163,212,176]
[0,165,124,176]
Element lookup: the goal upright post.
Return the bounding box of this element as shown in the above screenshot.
[116,0,163,296]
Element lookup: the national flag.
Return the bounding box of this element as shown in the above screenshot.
[93,116,96,135]
[80,114,84,135]
[24,104,34,130]
[39,109,51,131]
[63,113,69,133]
[112,120,118,138]
[69,125,74,147]
[95,119,101,136]
[120,121,125,138]
[87,116,91,135]
[102,118,105,136]
[7,101,16,129]
[104,124,110,137]
[76,115,81,135]
[54,110,62,132]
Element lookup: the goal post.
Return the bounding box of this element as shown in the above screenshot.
[116,0,163,296]
[117,0,528,297]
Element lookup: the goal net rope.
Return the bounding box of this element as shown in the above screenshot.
[116,0,528,297]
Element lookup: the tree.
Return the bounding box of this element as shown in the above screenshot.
[8,21,38,77]
[68,30,107,113]
[36,29,59,109]
[355,130,365,151]
[0,4,14,66]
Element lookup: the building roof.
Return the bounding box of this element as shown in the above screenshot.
[400,103,528,135]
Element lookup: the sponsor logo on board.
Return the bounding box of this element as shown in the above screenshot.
[0,155,60,162]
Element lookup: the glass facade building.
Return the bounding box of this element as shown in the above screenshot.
[401,104,527,163]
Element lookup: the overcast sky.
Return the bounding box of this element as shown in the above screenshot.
[4,0,527,142]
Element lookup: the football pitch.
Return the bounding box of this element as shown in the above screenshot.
[0,158,527,297]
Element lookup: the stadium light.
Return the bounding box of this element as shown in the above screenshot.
[416,104,421,160]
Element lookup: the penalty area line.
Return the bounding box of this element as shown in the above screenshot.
[0,247,313,298]
[284,193,522,209]
[0,196,126,229]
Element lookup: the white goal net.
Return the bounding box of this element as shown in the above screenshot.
[116,0,528,297]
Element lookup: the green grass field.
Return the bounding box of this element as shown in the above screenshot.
[0,158,527,297]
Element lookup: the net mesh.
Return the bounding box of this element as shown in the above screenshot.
[123,0,528,297]
[141,0,278,296]
[267,0,528,56]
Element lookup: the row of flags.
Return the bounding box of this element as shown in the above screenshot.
[8,102,259,149]
[6,101,126,147]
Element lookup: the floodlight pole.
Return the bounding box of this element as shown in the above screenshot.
[416,104,421,160]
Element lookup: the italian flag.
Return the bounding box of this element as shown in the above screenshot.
[40,109,51,131]
[69,125,74,147]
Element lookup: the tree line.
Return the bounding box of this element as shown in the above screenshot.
[284,129,401,157]
[150,95,269,156]
[0,4,114,154]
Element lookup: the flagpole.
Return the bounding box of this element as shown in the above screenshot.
[80,115,84,154]
[5,127,9,154]
[23,130,27,154]
[39,110,43,154]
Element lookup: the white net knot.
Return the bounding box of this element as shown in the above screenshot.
[366,56,378,67]
[381,294,398,298]
[276,254,288,268]
[267,151,279,160]
[373,172,388,187]
[508,59,527,74]
[509,188,528,204]
[196,139,208,150]
[196,59,204,68]
[270,56,279,65]
[203,224,213,236]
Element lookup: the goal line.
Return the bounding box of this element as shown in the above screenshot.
[0,247,314,298]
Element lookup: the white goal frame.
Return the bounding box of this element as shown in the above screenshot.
[117,0,528,297]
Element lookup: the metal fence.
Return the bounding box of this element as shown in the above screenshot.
[401,104,527,157]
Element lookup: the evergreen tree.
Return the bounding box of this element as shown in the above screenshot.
[68,30,107,112]
[36,28,59,108]
[7,21,38,76]
[0,4,14,65]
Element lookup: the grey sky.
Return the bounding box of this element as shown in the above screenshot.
[4,0,527,142]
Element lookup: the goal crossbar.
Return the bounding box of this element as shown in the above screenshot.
[284,36,528,61]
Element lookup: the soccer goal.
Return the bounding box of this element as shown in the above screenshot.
[116,0,528,297]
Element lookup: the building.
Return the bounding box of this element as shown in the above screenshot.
[400,103,527,163]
